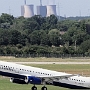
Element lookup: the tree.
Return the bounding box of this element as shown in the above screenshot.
[80,40,90,53]
[9,30,22,45]
[57,20,74,31]
[30,30,49,45]
[0,29,10,45]
[12,16,25,31]
[48,29,61,46]
[45,15,58,30]
[23,20,39,31]
[30,30,41,45]
[1,23,10,29]
[0,13,14,25]
[62,33,72,46]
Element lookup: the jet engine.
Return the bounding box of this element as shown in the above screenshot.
[25,76,42,84]
[10,78,27,84]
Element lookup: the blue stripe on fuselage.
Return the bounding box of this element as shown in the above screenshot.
[0,71,25,79]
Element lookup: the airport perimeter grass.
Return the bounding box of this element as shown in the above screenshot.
[0,64,90,90]
[1,56,90,62]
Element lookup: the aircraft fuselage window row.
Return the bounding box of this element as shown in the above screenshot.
[19,68,52,76]
[70,78,85,83]
[0,65,52,76]
[0,65,14,71]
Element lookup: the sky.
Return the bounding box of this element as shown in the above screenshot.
[0,0,90,17]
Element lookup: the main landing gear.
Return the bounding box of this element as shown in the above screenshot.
[31,86,47,90]
[31,85,37,90]
[41,86,47,90]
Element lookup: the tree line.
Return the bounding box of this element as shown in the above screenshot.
[0,13,90,57]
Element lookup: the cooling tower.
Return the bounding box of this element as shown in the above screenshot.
[46,5,57,17]
[24,5,34,18]
[37,6,47,17]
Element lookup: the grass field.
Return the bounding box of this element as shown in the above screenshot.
[1,56,90,62]
[0,64,90,90]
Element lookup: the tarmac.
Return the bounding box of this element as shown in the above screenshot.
[13,62,90,64]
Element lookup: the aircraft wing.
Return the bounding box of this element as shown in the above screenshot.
[39,74,75,78]
[21,74,76,84]
[22,74,76,80]
[37,74,76,83]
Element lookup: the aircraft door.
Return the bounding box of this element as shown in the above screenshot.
[14,65,19,74]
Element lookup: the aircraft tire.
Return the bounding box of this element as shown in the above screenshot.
[41,86,47,90]
[31,86,37,90]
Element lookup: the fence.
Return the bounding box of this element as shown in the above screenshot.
[0,54,90,59]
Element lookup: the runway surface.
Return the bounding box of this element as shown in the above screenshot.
[13,62,90,64]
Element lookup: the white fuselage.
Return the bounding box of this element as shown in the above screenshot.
[0,61,90,89]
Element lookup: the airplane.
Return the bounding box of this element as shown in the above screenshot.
[0,61,90,90]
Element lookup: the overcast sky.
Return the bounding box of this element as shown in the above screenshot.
[0,0,90,17]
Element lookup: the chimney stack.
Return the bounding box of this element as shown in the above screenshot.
[40,0,42,6]
[24,0,26,5]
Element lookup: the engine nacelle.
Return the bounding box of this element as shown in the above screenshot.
[10,78,27,84]
[25,76,42,84]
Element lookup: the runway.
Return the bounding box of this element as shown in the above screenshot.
[13,62,90,64]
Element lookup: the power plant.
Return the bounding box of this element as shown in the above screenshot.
[37,0,47,17]
[21,0,34,18]
[21,0,57,18]
[46,5,57,17]
[24,5,34,18]
[37,6,47,17]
